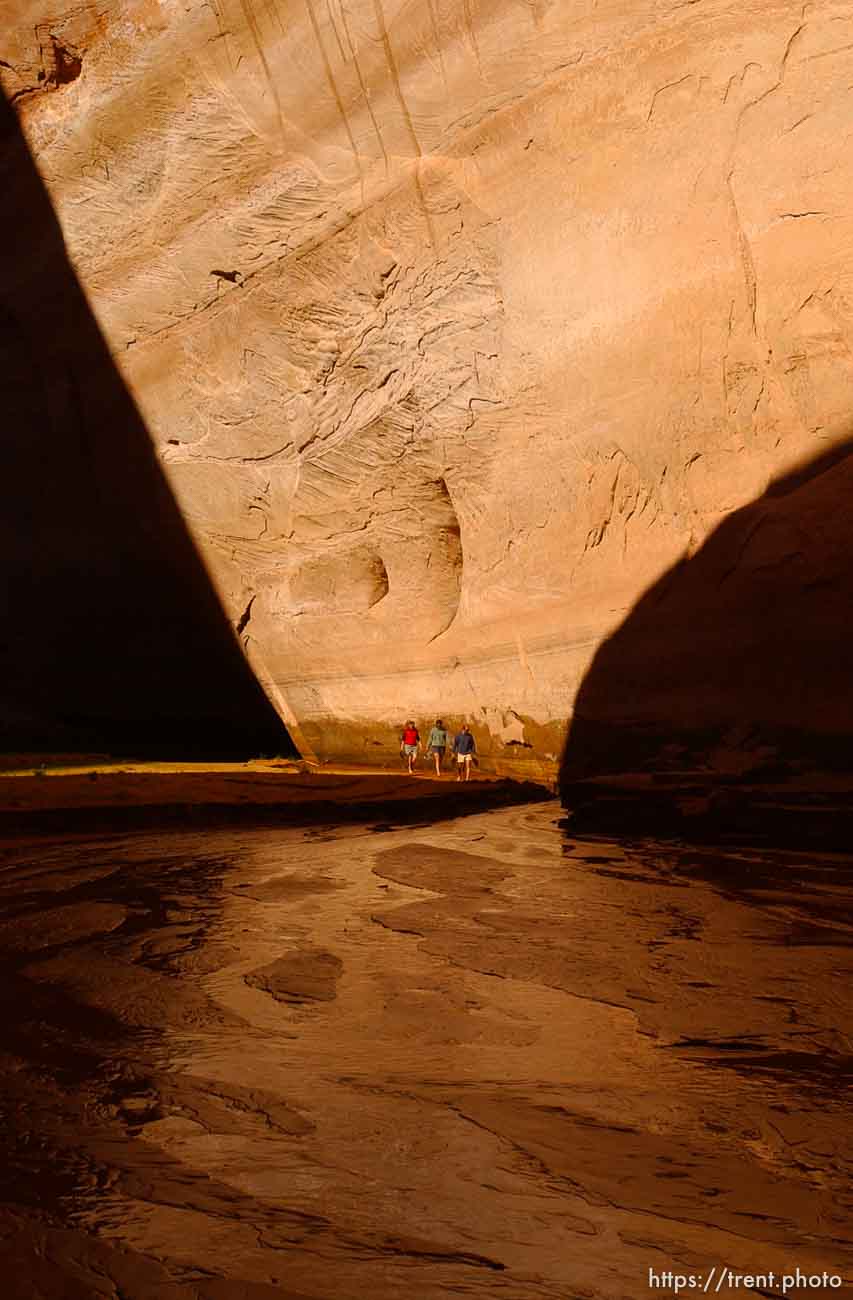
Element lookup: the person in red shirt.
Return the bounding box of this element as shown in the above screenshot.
[400,720,421,774]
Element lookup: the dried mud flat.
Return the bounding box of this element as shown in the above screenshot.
[0,800,850,1299]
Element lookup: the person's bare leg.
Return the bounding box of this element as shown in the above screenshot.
[433,752,441,776]
[465,758,472,781]
[456,760,462,781]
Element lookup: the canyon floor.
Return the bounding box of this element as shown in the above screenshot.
[0,793,850,1299]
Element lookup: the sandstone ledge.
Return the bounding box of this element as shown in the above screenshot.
[0,761,551,835]
[563,769,853,849]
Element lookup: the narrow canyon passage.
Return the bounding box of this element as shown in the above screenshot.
[0,805,850,1299]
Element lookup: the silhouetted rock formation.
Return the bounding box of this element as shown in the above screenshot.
[560,440,853,839]
[0,92,293,758]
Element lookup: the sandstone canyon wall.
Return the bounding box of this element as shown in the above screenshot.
[4,0,853,774]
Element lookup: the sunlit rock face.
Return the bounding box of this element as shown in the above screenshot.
[6,0,853,770]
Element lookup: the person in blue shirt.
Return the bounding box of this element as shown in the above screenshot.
[452,724,476,781]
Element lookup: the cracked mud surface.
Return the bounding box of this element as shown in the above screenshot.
[0,802,850,1297]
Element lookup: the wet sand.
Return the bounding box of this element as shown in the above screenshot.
[0,800,850,1298]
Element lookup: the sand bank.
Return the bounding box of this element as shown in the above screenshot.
[0,759,551,833]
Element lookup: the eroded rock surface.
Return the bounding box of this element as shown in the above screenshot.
[245,947,343,1002]
[5,0,853,769]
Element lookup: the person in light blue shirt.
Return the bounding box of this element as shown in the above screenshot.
[452,724,476,781]
[427,719,449,776]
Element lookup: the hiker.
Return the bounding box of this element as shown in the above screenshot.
[400,719,421,774]
[427,718,449,776]
[452,724,476,781]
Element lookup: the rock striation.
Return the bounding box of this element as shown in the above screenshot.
[4,0,853,771]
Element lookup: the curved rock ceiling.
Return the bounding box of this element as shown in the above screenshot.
[5,0,853,771]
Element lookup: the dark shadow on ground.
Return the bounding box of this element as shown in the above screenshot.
[559,435,853,843]
[0,92,294,760]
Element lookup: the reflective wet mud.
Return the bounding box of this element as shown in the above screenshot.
[0,804,850,1298]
